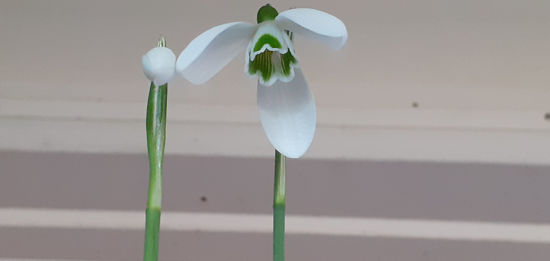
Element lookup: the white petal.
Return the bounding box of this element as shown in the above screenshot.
[176,22,256,85]
[142,47,176,86]
[276,8,348,50]
[257,68,316,158]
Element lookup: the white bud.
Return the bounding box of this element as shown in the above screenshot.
[142,47,176,86]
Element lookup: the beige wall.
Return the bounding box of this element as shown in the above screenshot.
[2,0,550,164]
[2,1,550,259]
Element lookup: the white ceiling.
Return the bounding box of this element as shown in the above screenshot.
[2,0,550,164]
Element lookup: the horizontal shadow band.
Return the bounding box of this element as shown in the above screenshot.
[0,208,549,244]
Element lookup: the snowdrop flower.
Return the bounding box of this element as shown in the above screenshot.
[142,44,176,86]
[176,4,347,158]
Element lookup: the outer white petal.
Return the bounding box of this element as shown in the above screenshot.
[142,47,176,86]
[257,68,316,158]
[176,22,256,85]
[276,8,348,50]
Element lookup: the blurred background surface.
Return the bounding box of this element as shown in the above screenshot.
[1,0,550,260]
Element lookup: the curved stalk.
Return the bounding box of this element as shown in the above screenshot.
[144,38,168,261]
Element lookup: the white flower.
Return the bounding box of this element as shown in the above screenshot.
[176,4,347,158]
[142,47,176,86]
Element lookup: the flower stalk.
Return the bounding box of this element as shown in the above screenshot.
[144,38,168,261]
[273,150,286,261]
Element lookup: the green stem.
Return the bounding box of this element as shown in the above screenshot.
[144,38,168,261]
[273,150,286,261]
[144,207,161,261]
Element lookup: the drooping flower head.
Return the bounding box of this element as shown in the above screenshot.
[176,4,347,158]
[246,4,298,86]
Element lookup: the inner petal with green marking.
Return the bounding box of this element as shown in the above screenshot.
[247,44,297,86]
[246,22,298,86]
